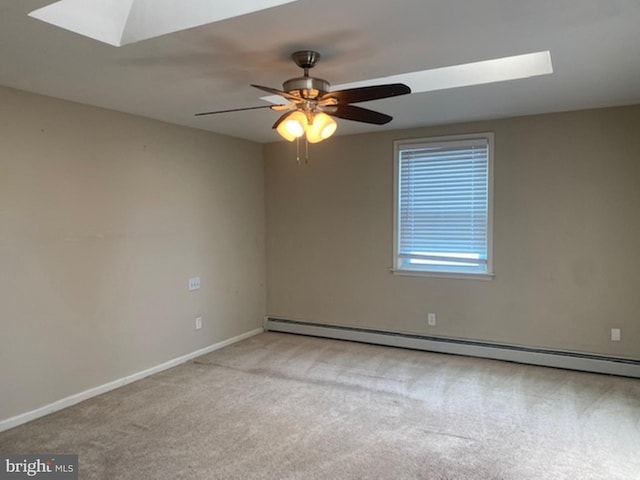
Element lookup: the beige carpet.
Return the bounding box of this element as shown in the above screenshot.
[1,332,639,479]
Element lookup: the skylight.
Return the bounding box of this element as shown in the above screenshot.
[29,0,299,47]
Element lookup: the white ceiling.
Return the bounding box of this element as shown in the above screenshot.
[1,0,640,143]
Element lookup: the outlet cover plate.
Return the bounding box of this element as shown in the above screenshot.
[188,276,201,291]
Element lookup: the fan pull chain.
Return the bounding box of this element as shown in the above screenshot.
[305,138,309,164]
[294,138,310,165]
[296,137,301,165]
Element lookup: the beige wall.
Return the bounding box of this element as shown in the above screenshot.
[265,105,640,359]
[2,85,638,423]
[0,86,265,421]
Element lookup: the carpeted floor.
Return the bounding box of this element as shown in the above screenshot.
[1,332,639,479]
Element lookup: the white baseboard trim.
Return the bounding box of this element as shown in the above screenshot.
[0,328,263,433]
[264,318,640,378]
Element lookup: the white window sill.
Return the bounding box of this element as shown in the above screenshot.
[390,268,495,281]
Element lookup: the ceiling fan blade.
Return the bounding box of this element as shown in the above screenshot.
[271,103,297,111]
[327,105,393,125]
[321,83,410,104]
[195,105,285,116]
[251,84,300,102]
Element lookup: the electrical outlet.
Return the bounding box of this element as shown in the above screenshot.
[611,328,621,342]
[427,313,436,326]
[188,276,201,291]
[195,316,202,330]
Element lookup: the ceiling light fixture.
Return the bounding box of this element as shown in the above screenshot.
[276,111,337,143]
[275,110,337,164]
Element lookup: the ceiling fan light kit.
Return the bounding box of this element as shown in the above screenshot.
[276,111,337,143]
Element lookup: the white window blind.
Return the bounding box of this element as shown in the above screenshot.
[394,134,493,277]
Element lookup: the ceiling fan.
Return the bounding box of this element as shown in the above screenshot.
[195,50,411,144]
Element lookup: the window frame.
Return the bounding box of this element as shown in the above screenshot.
[392,132,495,280]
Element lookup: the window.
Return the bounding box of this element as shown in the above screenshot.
[393,133,494,278]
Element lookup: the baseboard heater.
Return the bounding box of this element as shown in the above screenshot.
[264,317,640,378]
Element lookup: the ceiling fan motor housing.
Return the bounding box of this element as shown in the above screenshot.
[282,76,330,99]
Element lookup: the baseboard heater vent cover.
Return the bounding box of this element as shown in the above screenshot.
[264,317,640,378]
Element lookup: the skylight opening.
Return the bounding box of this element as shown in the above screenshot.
[29,0,299,47]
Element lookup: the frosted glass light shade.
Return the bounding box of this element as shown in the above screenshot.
[276,111,307,141]
[306,113,337,143]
